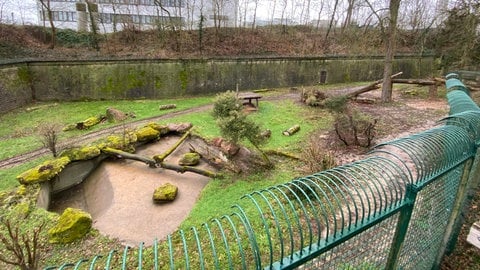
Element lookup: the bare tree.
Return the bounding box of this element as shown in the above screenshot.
[364,0,401,103]
[38,0,56,49]
[0,217,46,270]
[86,1,100,51]
[381,0,401,103]
[342,0,356,31]
[251,0,259,29]
[325,0,339,41]
[38,123,62,157]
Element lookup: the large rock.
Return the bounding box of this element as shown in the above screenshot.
[167,123,192,133]
[17,156,71,185]
[135,126,160,142]
[48,208,92,244]
[147,122,170,135]
[153,183,178,203]
[179,152,200,166]
[212,137,240,156]
[106,107,128,123]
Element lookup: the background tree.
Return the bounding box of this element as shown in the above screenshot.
[431,1,480,69]
[38,0,56,49]
[381,0,401,103]
[365,0,402,103]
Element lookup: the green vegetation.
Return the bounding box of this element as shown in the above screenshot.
[0,97,213,160]
[0,157,49,190]
[0,87,338,268]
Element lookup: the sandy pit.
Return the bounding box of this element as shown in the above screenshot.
[49,136,212,246]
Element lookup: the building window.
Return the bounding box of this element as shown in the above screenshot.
[41,11,77,22]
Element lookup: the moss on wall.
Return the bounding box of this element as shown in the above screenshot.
[0,56,438,111]
[0,65,32,113]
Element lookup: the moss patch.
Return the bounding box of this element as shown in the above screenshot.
[179,152,200,166]
[95,133,137,152]
[135,126,160,142]
[16,156,71,185]
[48,207,92,244]
[153,183,178,203]
[147,122,170,135]
[60,146,101,161]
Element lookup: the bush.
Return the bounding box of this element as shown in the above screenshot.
[212,91,243,119]
[301,136,336,174]
[56,29,102,48]
[0,208,51,270]
[334,110,377,148]
[212,91,270,165]
[323,95,349,113]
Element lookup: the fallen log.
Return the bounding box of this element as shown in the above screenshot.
[102,147,157,167]
[392,78,442,85]
[159,104,177,110]
[159,162,222,178]
[102,147,221,178]
[264,149,302,160]
[283,125,300,136]
[153,130,191,163]
[346,71,403,98]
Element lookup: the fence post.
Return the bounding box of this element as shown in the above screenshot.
[433,152,479,268]
[385,184,418,270]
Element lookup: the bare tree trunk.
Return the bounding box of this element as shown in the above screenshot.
[342,0,355,31]
[324,0,339,42]
[39,0,56,49]
[381,0,401,103]
[252,0,259,29]
[281,0,287,26]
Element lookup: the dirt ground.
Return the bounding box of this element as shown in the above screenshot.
[50,136,212,246]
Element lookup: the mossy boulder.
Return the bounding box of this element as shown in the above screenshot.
[62,123,77,131]
[179,152,201,166]
[17,156,71,185]
[135,126,160,142]
[60,146,101,161]
[153,183,178,203]
[80,115,104,129]
[96,133,137,152]
[48,208,92,244]
[147,122,170,135]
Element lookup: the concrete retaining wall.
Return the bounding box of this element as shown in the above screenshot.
[0,56,437,114]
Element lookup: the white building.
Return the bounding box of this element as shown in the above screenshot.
[37,0,238,33]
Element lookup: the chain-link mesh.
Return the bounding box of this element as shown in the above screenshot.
[298,212,400,269]
[397,165,463,269]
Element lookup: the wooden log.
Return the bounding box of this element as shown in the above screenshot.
[264,149,302,160]
[159,104,177,110]
[283,125,300,136]
[355,97,376,104]
[392,78,441,85]
[153,131,191,163]
[346,71,403,98]
[101,147,221,178]
[102,147,157,167]
[159,162,222,178]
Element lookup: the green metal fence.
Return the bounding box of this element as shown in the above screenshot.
[45,74,480,269]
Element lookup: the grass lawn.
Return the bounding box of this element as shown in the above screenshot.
[0,96,214,161]
[0,87,337,269]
